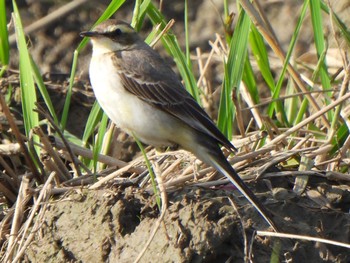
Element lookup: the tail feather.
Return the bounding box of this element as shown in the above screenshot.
[191,139,280,232]
[209,153,280,232]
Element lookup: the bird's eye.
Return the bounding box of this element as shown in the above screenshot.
[104,27,123,37]
[113,28,122,36]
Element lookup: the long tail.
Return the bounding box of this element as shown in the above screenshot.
[190,138,280,232]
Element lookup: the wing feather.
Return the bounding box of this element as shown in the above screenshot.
[112,48,235,151]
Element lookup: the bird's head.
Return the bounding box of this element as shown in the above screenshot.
[80,20,141,54]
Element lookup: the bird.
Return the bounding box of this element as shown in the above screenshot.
[80,19,279,232]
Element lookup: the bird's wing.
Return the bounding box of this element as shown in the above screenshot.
[112,49,235,151]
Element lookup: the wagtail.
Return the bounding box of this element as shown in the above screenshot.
[80,19,279,232]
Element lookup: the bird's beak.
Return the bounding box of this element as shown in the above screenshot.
[80,31,99,38]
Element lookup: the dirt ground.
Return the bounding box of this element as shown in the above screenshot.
[2,0,350,262]
[24,181,350,262]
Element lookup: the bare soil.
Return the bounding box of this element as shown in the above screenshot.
[24,180,350,262]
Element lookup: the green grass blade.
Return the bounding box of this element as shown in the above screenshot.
[219,63,232,136]
[60,50,78,130]
[80,101,103,168]
[284,80,300,124]
[330,123,349,155]
[131,0,142,28]
[0,0,9,66]
[133,0,150,31]
[311,44,328,82]
[133,133,161,210]
[270,239,282,263]
[267,0,309,125]
[184,0,190,66]
[12,0,39,140]
[30,55,59,125]
[249,25,275,92]
[92,113,108,174]
[82,101,103,147]
[217,8,250,137]
[4,83,12,104]
[223,0,229,20]
[309,0,333,123]
[309,0,331,95]
[242,56,258,103]
[144,25,160,44]
[294,98,309,126]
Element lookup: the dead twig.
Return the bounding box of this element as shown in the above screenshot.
[257,231,350,249]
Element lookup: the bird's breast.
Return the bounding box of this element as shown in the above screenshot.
[88,54,193,147]
[89,54,133,127]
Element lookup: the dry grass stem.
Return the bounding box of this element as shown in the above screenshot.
[53,136,144,174]
[263,93,350,148]
[256,231,350,249]
[34,127,71,181]
[0,95,41,182]
[134,162,168,263]
[11,173,55,263]
[89,156,144,190]
[4,176,30,262]
[150,19,175,48]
